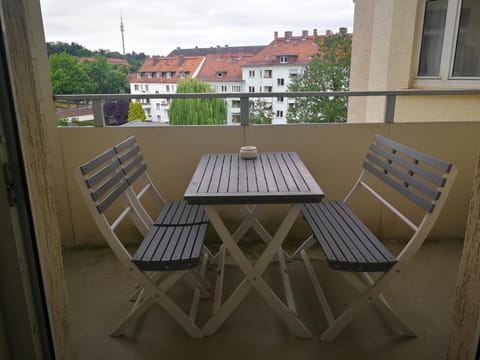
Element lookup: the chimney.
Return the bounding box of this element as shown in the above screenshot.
[326,29,332,36]
[339,27,348,35]
[302,30,308,39]
[274,31,278,42]
[313,28,318,40]
[285,31,292,41]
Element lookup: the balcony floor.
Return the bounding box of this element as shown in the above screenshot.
[63,239,463,360]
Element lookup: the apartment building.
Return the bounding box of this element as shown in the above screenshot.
[128,55,206,122]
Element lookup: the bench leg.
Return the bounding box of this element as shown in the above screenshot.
[291,235,316,259]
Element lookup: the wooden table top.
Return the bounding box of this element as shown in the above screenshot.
[184,152,324,205]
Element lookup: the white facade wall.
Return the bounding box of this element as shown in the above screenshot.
[130,82,177,123]
[209,81,243,125]
[242,65,304,124]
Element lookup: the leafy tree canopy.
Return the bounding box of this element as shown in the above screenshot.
[169,79,227,125]
[127,101,146,122]
[48,52,129,94]
[49,52,96,94]
[46,41,147,72]
[287,32,351,123]
[249,100,273,124]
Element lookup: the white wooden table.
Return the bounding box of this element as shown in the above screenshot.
[184,152,324,337]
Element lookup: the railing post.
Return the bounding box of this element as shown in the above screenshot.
[92,100,105,127]
[384,95,396,123]
[240,96,250,126]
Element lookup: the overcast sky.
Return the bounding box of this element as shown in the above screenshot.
[39,0,355,56]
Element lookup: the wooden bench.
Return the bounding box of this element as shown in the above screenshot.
[76,144,209,338]
[295,134,457,341]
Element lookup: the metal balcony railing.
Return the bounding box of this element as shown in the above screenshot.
[54,89,480,127]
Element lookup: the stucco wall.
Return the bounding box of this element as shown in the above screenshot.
[348,0,480,123]
[58,122,480,248]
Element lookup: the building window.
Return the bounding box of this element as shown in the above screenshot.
[289,69,299,78]
[134,84,139,90]
[166,85,170,92]
[232,100,240,108]
[156,103,160,110]
[145,85,149,91]
[249,86,255,92]
[277,78,285,86]
[417,0,480,80]
[221,85,228,92]
[264,69,272,78]
[180,72,187,79]
[249,70,255,78]
[276,110,284,117]
[156,72,162,78]
[277,97,284,102]
[136,72,142,78]
[157,115,161,121]
[264,86,273,92]
[166,72,172,79]
[147,72,153,78]
[280,56,288,64]
[232,85,241,92]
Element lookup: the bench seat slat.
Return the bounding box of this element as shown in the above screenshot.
[302,202,397,272]
[133,222,208,271]
[154,201,208,226]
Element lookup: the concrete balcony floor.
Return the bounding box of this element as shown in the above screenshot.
[63,239,463,360]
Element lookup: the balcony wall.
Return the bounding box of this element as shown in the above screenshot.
[58,122,480,247]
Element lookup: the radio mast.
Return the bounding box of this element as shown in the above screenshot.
[120,16,126,55]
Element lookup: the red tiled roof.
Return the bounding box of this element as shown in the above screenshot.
[196,53,255,82]
[129,55,205,84]
[241,30,320,67]
[56,106,93,119]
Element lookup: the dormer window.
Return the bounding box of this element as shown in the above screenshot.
[136,72,142,78]
[180,71,188,79]
[147,72,153,79]
[216,71,226,78]
[156,72,162,78]
[280,56,288,64]
[166,72,172,79]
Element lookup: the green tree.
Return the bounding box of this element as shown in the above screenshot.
[81,56,129,93]
[127,101,146,122]
[48,52,95,94]
[287,32,351,123]
[249,100,273,124]
[169,79,227,125]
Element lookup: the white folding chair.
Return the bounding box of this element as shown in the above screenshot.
[113,136,214,262]
[76,146,210,338]
[294,135,457,341]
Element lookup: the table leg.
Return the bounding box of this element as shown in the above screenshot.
[202,204,311,337]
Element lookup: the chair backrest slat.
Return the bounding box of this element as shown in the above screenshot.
[114,135,136,153]
[365,153,440,200]
[96,182,129,213]
[80,148,117,175]
[369,144,446,187]
[374,134,452,173]
[125,163,148,185]
[362,135,452,213]
[91,172,124,201]
[363,162,434,212]
[117,144,142,165]
[85,160,119,188]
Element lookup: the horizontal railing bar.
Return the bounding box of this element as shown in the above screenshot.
[54,89,480,102]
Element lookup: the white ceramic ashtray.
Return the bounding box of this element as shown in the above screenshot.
[240,146,258,159]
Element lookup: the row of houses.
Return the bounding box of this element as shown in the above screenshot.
[129,28,349,124]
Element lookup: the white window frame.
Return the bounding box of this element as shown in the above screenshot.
[414,0,480,88]
[280,56,288,64]
[249,70,255,78]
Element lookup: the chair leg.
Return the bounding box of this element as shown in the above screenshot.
[291,235,316,258]
[111,271,203,339]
